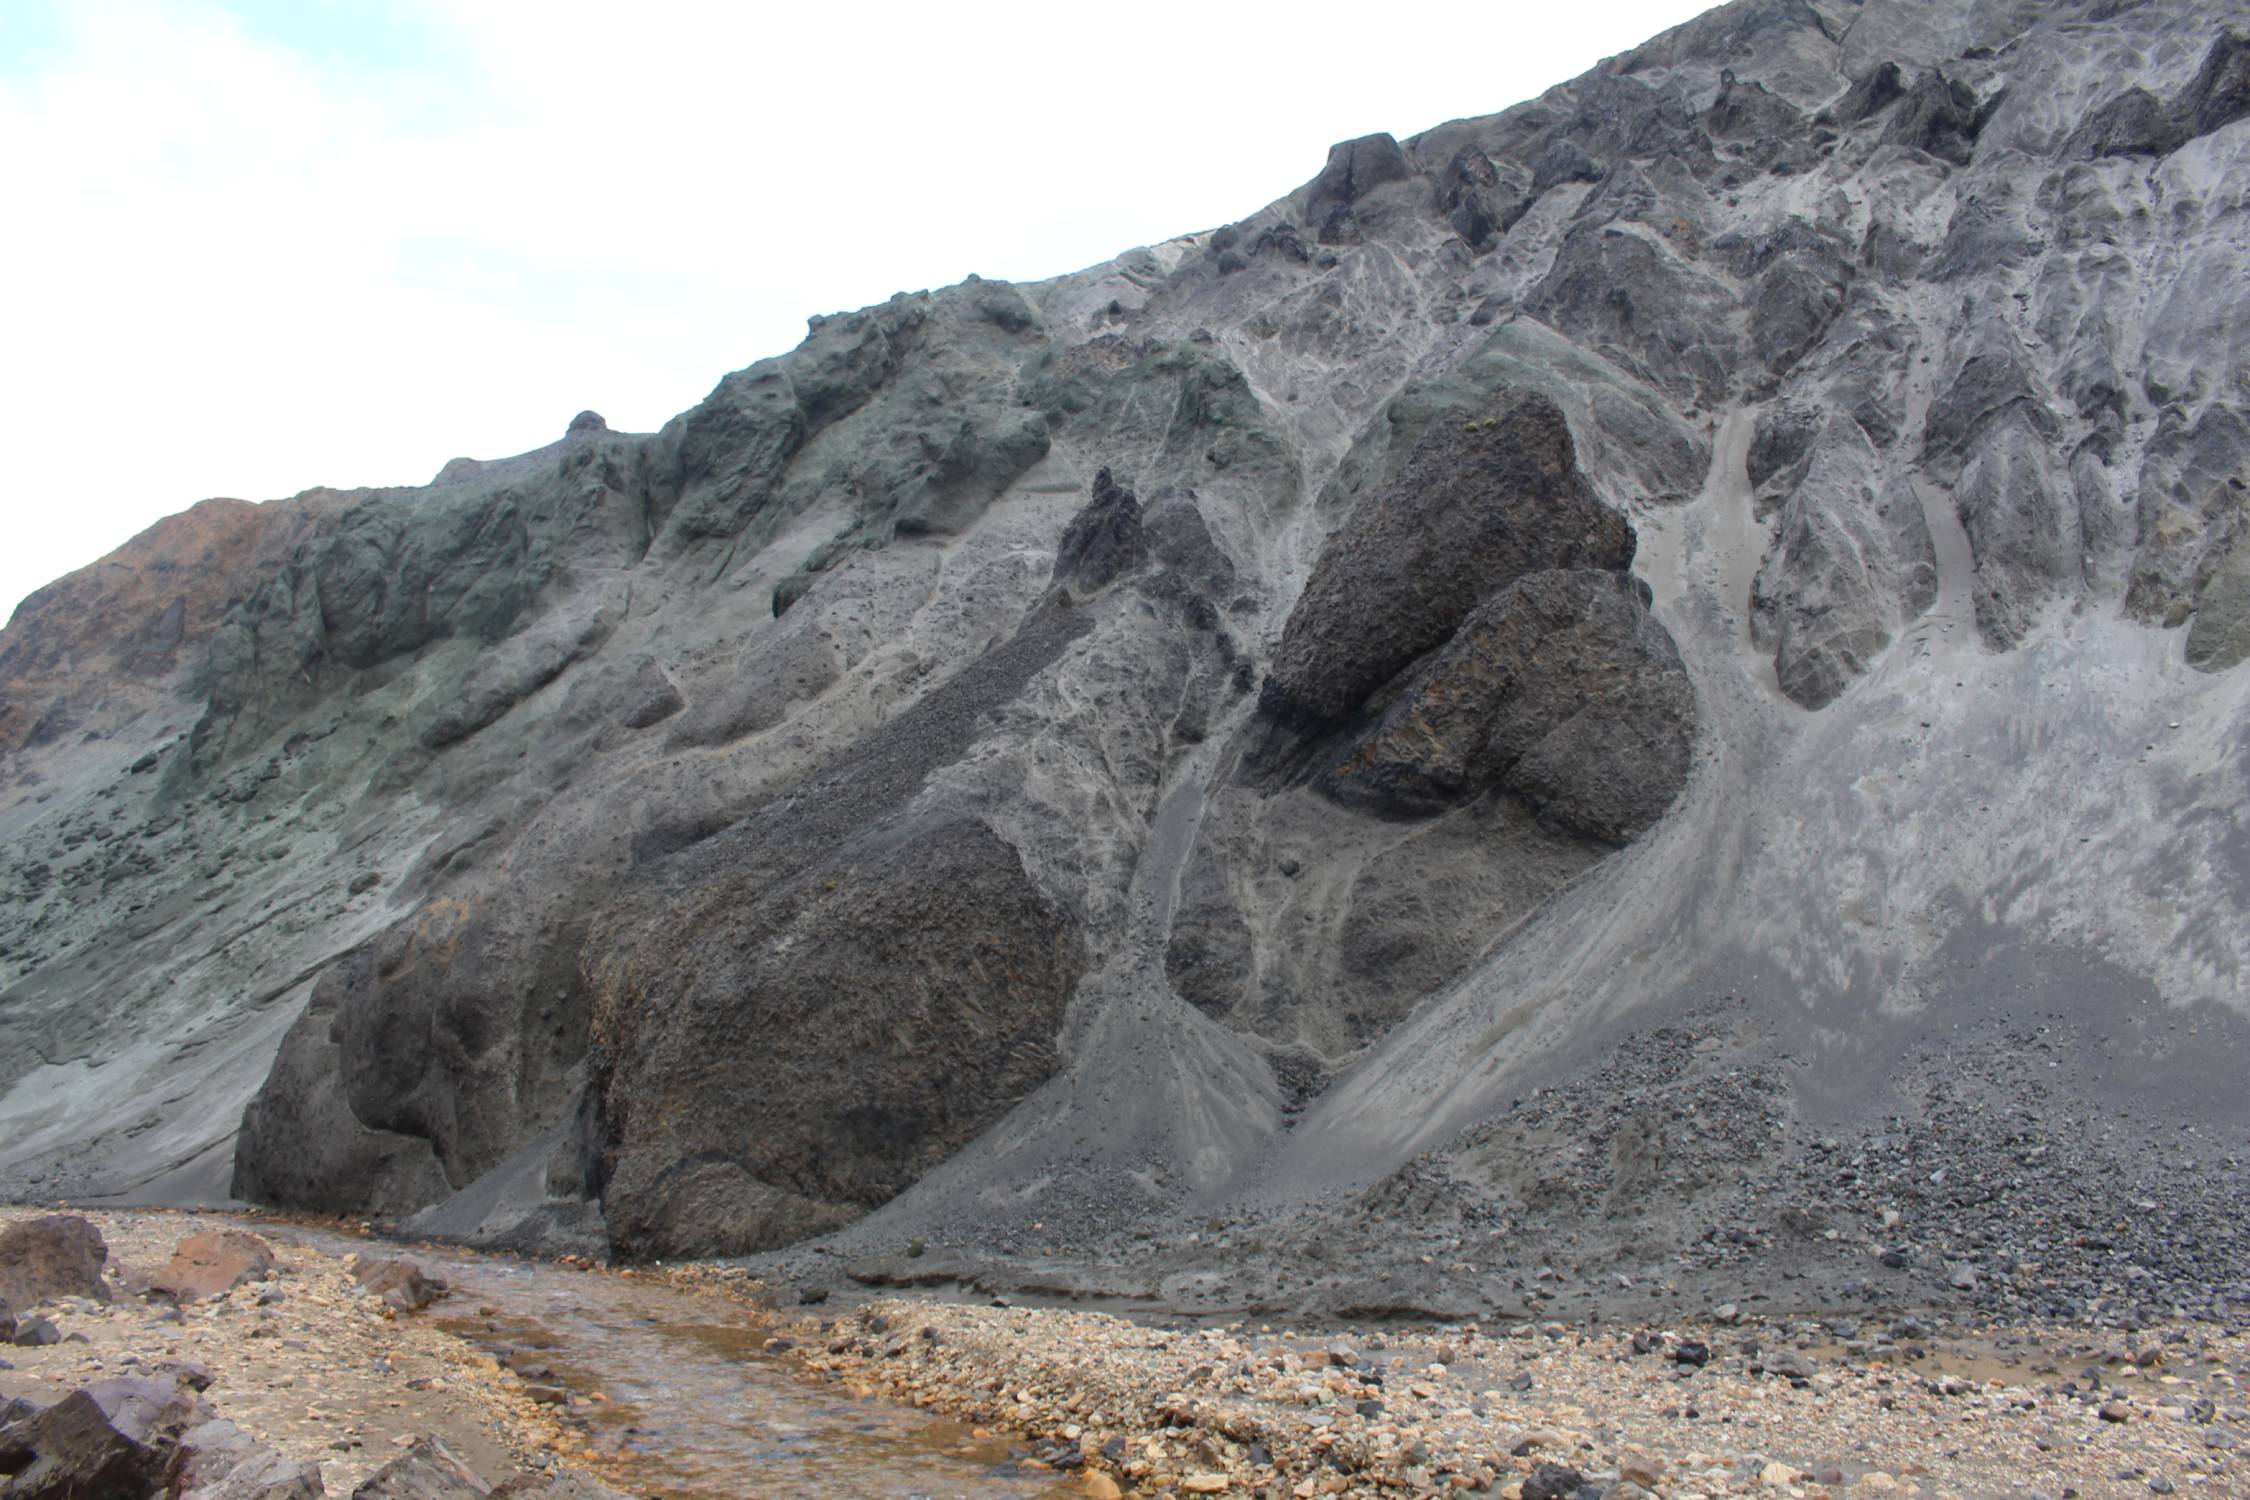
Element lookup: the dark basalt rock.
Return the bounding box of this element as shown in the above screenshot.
[1719,219,1855,377]
[1748,399,1820,513]
[1254,388,1633,748]
[1434,146,1526,251]
[1302,133,1414,244]
[1881,70,1984,165]
[591,812,1084,1260]
[1052,468,1148,593]
[2181,29,2250,140]
[1527,138,1603,198]
[1751,416,1938,707]
[2069,30,2250,160]
[234,899,592,1216]
[1823,62,1908,128]
[1317,569,1693,843]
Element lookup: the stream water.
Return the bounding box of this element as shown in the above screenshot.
[275,1228,1079,1500]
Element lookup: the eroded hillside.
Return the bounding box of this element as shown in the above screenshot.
[3,0,2247,1324]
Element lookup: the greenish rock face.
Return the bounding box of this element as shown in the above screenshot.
[6,0,2250,1303]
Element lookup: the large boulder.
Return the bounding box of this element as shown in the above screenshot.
[1317,569,1693,843]
[1255,389,1633,746]
[0,1375,210,1499]
[0,1217,110,1308]
[592,812,1086,1261]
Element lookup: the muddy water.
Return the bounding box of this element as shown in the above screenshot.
[277,1230,1079,1500]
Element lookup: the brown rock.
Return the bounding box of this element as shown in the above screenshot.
[0,1215,111,1308]
[0,493,344,762]
[1618,1452,1665,1487]
[152,1230,279,1304]
[351,1259,448,1314]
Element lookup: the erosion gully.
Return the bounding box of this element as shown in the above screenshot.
[274,1226,1078,1500]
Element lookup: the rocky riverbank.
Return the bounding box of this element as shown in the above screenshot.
[10,1206,2247,1498]
[0,1208,619,1496]
[786,1298,2249,1499]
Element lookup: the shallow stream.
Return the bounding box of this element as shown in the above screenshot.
[276,1228,1078,1500]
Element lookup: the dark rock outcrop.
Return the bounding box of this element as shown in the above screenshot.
[1317,569,1692,842]
[1052,469,1148,593]
[1302,133,1414,244]
[591,812,1084,1260]
[1255,389,1635,747]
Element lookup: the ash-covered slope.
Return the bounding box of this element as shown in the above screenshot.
[4,0,2249,1324]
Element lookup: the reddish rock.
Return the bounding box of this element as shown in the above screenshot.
[0,490,344,768]
[151,1230,279,1304]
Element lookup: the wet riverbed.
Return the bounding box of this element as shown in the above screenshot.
[274,1228,1079,1500]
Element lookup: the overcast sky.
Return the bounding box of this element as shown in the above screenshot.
[0,0,1710,621]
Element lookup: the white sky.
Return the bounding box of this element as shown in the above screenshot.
[0,0,1710,621]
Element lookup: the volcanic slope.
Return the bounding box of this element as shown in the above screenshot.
[3,0,2249,1325]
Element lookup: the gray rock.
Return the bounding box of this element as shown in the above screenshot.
[1521,1463,1585,1500]
[3,0,2250,1323]
[350,1436,489,1500]
[1301,133,1414,244]
[615,659,685,731]
[10,1314,60,1348]
[1317,569,1693,844]
[177,1418,326,1500]
[0,1375,211,1499]
[1750,415,1937,706]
